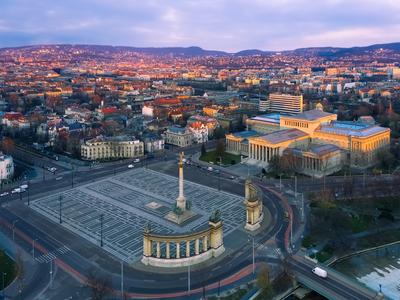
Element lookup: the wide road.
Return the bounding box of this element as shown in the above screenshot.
[0,151,289,299]
[288,256,378,300]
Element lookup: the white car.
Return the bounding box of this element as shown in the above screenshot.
[128,164,134,169]
[133,159,140,163]
[20,184,28,190]
[0,192,9,197]
[207,167,213,171]
[11,188,21,194]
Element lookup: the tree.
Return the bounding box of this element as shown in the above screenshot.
[85,269,112,300]
[376,149,396,171]
[214,126,226,139]
[201,143,207,156]
[215,139,225,159]
[257,266,273,297]
[1,137,15,154]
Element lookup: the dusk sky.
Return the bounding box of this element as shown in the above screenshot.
[1,0,400,52]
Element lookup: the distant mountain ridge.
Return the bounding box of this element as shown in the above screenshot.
[1,42,400,57]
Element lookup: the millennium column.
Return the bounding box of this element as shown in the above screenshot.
[176,152,186,212]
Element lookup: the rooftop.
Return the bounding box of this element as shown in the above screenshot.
[250,113,282,124]
[282,109,335,121]
[258,128,309,144]
[232,130,259,138]
[317,121,389,137]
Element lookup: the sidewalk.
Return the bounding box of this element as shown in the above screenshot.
[0,230,46,300]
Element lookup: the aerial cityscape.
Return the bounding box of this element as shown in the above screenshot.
[1,1,400,300]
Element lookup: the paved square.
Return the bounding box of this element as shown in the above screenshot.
[31,168,246,263]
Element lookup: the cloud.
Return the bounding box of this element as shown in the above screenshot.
[0,0,399,51]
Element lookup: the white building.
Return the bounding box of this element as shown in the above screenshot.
[165,126,193,147]
[143,135,165,153]
[188,123,209,144]
[81,136,144,160]
[268,93,303,114]
[0,153,14,181]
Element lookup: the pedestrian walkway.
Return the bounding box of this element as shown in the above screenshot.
[35,245,71,263]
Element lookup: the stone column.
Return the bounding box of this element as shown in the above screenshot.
[176,242,180,259]
[195,239,200,255]
[156,241,161,258]
[203,236,208,252]
[143,235,152,257]
[186,240,191,257]
[166,242,170,259]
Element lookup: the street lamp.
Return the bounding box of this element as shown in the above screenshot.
[100,214,104,247]
[32,238,38,259]
[12,219,18,241]
[59,195,63,224]
[248,235,255,275]
[2,272,6,298]
[27,180,30,206]
[71,163,74,188]
[120,260,124,300]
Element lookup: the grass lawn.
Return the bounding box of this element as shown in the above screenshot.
[0,250,16,291]
[315,245,334,263]
[302,235,317,249]
[199,150,241,165]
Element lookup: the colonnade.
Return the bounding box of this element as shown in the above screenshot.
[249,143,279,162]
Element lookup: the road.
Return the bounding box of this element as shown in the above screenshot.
[288,256,378,300]
[0,148,289,299]
[0,145,380,299]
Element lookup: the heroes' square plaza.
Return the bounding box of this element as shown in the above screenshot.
[30,167,247,264]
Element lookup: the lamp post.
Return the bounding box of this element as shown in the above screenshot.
[59,195,62,224]
[12,220,18,241]
[32,238,38,259]
[71,163,74,188]
[248,235,255,275]
[187,264,191,293]
[2,272,6,298]
[100,214,104,247]
[27,180,30,206]
[120,260,124,299]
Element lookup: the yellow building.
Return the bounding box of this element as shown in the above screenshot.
[227,108,391,171]
[313,121,390,167]
[81,136,144,160]
[280,109,337,136]
[248,128,310,164]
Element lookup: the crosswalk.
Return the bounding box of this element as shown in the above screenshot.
[35,245,71,263]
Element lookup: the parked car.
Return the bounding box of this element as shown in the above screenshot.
[128,164,134,169]
[207,167,213,171]
[11,188,21,194]
[133,158,140,163]
[0,192,9,197]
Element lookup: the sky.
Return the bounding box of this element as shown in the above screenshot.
[0,0,400,52]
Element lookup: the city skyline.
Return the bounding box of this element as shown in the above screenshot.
[1,0,400,51]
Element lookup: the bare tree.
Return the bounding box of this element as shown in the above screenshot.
[15,250,25,299]
[85,269,112,300]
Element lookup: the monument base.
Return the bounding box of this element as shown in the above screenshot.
[164,210,197,225]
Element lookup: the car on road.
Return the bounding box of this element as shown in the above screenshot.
[0,192,9,197]
[20,184,28,189]
[128,164,134,169]
[229,175,235,180]
[207,167,213,171]
[133,158,140,163]
[312,267,328,278]
[11,188,22,194]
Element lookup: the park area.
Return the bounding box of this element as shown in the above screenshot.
[302,189,400,263]
[0,250,16,292]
